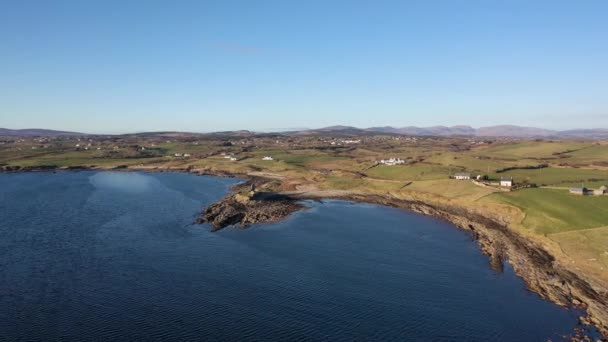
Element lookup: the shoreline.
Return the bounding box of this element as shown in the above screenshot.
[198,177,608,340]
[0,164,248,179]
[340,193,608,339]
[2,165,607,339]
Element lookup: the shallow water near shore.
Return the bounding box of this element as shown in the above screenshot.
[0,171,600,341]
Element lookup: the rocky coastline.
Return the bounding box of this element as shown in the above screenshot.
[2,165,606,339]
[0,164,246,178]
[342,194,608,340]
[197,179,608,340]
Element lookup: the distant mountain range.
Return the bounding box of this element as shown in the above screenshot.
[293,125,608,139]
[2,125,608,139]
[0,128,84,136]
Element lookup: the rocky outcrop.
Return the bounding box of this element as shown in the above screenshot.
[196,179,305,231]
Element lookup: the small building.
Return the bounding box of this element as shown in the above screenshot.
[183,153,191,157]
[262,156,274,161]
[380,158,406,166]
[592,185,607,196]
[454,173,471,180]
[569,187,588,195]
[229,157,237,161]
[500,177,513,187]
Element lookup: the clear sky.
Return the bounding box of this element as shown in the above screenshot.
[1,0,607,133]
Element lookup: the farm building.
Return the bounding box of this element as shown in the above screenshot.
[593,185,607,195]
[500,177,513,187]
[262,156,274,161]
[380,158,405,166]
[569,187,589,195]
[454,173,471,180]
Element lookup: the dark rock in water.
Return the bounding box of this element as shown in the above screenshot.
[198,197,246,230]
[198,192,305,231]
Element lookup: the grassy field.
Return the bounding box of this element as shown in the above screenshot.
[365,163,451,181]
[2,150,169,167]
[489,188,608,235]
[549,227,608,272]
[425,153,516,173]
[558,180,608,188]
[561,144,608,165]
[490,167,608,186]
[473,141,591,160]
[404,179,496,201]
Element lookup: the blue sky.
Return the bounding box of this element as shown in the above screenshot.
[1,0,607,133]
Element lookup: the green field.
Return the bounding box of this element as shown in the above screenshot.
[473,141,591,160]
[490,167,608,186]
[562,144,608,164]
[365,163,451,181]
[549,227,608,271]
[490,188,608,235]
[425,153,516,173]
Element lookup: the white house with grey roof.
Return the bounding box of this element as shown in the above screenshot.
[500,177,513,187]
[454,173,471,180]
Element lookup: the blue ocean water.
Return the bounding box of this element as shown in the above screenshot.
[0,172,597,341]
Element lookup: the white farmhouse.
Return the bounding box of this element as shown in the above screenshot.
[500,177,513,187]
[454,173,471,180]
[262,156,274,161]
[380,158,406,166]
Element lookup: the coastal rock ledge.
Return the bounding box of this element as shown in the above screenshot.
[196,179,305,231]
